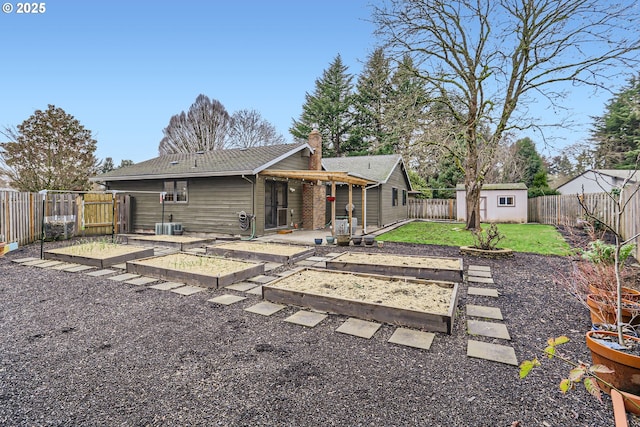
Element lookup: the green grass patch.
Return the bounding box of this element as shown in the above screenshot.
[377,222,571,256]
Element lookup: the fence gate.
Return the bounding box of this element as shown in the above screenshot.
[80,193,130,235]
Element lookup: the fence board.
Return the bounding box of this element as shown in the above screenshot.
[408,199,456,220]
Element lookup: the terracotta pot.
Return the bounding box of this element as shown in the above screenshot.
[586,330,640,415]
[586,294,640,325]
[589,284,640,302]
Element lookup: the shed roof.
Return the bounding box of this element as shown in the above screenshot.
[91,143,310,182]
[456,183,528,191]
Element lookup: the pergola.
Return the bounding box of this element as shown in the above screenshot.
[259,170,375,236]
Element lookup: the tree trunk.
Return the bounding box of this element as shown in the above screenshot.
[465,178,481,230]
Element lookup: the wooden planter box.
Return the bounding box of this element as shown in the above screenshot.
[120,235,214,251]
[206,242,315,265]
[126,253,264,289]
[326,252,463,283]
[44,245,154,268]
[263,268,459,334]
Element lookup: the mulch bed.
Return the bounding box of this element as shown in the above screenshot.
[1,237,638,426]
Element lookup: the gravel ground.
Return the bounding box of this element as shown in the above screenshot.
[1,239,639,427]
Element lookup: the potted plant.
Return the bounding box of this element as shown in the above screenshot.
[335,221,350,247]
[351,235,362,245]
[459,223,514,258]
[363,235,375,246]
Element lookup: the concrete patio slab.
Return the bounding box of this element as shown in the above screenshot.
[108,273,140,282]
[263,262,282,272]
[467,339,518,366]
[248,275,278,284]
[244,301,286,316]
[208,294,247,305]
[64,265,94,273]
[466,304,503,320]
[467,319,511,340]
[171,285,205,296]
[149,281,184,291]
[86,269,116,277]
[468,276,495,284]
[125,277,158,286]
[336,318,381,339]
[246,285,263,296]
[306,256,330,262]
[284,310,327,327]
[225,282,258,292]
[388,328,435,350]
[468,287,499,297]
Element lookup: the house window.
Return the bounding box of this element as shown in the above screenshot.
[163,180,188,203]
[497,195,515,207]
[392,187,398,206]
[402,189,407,206]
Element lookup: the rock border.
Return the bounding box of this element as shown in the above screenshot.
[459,245,514,259]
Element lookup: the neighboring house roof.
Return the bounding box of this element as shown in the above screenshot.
[91,143,310,182]
[554,169,639,191]
[456,183,528,191]
[322,154,411,187]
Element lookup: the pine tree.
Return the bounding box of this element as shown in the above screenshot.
[0,105,98,192]
[290,55,358,157]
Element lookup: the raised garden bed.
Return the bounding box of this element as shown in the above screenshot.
[44,242,154,268]
[326,252,463,283]
[263,268,459,333]
[120,235,214,251]
[126,253,264,288]
[206,241,314,264]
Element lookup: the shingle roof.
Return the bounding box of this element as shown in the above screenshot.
[322,154,404,184]
[592,169,638,181]
[92,143,310,181]
[456,183,528,190]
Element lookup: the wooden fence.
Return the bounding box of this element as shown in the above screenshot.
[528,187,640,260]
[0,191,130,246]
[408,198,456,220]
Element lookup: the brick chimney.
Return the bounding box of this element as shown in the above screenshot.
[302,130,326,230]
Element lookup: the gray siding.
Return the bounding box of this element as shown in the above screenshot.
[379,164,410,225]
[327,184,379,229]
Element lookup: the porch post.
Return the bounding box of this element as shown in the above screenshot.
[331,181,336,237]
[361,186,366,235]
[348,184,353,237]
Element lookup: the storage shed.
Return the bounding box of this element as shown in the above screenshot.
[456,183,528,223]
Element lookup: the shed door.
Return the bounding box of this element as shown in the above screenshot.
[480,197,487,222]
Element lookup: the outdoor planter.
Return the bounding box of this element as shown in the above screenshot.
[586,330,640,415]
[586,294,640,325]
[351,236,362,245]
[459,245,513,258]
[123,235,214,251]
[314,238,323,245]
[363,235,375,246]
[326,236,335,244]
[44,242,154,268]
[589,284,640,302]
[336,235,350,246]
[206,241,314,265]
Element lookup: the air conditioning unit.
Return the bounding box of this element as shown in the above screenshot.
[155,222,182,235]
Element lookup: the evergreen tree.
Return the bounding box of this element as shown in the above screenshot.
[352,48,393,154]
[0,105,98,191]
[290,55,359,157]
[100,157,115,174]
[593,75,640,169]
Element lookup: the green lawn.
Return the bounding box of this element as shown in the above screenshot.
[377,221,572,256]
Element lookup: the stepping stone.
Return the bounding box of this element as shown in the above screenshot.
[468,276,494,284]
[248,275,278,284]
[108,273,140,282]
[467,270,492,278]
[86,269,116,277]
[12,257,39,263]
[49,262,79,270]
[36,260,65,268]
[277,267,303,277]
[112,263,127,270]
[125,277,158,286]
[208,294,247,305]
[64,265,94,273]
[244,301,286,316]
[388,328,435,350]
[225,282,258,292]
[466,304,503,320]
[467,319,511,340]
[468,287,499,297]
[21,259,51,266]
[171,285,205,296]
[468,265,491,272]
[336,318,381,339]
[326,253,343,258]
[306,256,329,262]
[295,260,317,267]
[149,281,184,291]
[467,339,518,366]
[263,262,281,272]
[313,261,326,268]
[284,310,327,327]
[186,248,206,254]
[246,285,263,296]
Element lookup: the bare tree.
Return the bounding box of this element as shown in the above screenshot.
[374,0,640,229]
[159,95,231,155]
[227,109,286,148]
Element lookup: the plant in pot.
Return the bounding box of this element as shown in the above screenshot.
[335,221,350,247]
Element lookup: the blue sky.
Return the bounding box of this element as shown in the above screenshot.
[0,0,632,165]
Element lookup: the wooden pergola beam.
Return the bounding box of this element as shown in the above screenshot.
[260,170,373,186]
